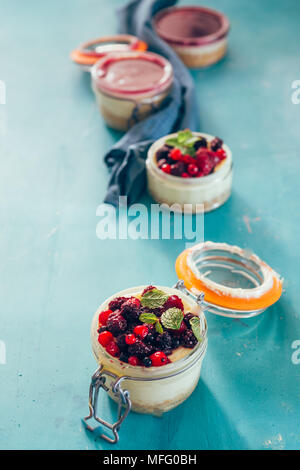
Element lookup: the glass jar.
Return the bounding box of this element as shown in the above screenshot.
[84,284,207,443]
[91,51,173,131]
[153,6,230,68]
[70,34,147,71]
[146,132,233,213]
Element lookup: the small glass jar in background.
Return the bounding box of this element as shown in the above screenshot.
[153,6,230,68]
[146,132,233,213]
[91,52,173,131]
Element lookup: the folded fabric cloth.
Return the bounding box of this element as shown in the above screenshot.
[103,0,199,206]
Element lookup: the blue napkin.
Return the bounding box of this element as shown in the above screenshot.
[103,0,199,206]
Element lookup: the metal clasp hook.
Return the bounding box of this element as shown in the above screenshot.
[174,279,204,305]
[83,366,131,444]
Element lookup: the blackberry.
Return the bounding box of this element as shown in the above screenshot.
[128,339,153,359]
[108,296,128,311]
[121,300,140,324]
[106,312,127,335]
[142,357,152,367]
[183,313,197,327]
[97,326,107,334]
[119,352,129,363]
[170,161,185,176]
[171,336,180,349]
[193,137,207,150]
[115,334,128,352]
[156,144,173,162]
[164,349,173,356]
[210,137,223,152]
[156,332,172,351]
[181,329,198,348]
[144,324,157,345]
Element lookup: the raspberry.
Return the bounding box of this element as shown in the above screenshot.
[149,351,168,367]
[161,163,171,174]
[142,285,155,295]
[108,297,128,311]
[187,163,199,177]
[164,295,184,311]
[216,148,227,160]
[169,148,183,161]
[183,154,195,165]
[173,321,187,336]
[156,144,173,162]
[125,334,137,345]
[128,356,140,366]
[121,298,140,324]
[106,341,120,357]
[142,357,152,367]
[181,329,198,348]
[193,137,207,150]
[210,137,223,152]
[98,331,113,347]
[183,313,197,327]
[196,149,215,176]
[115,334,128,352]
[133,325,149,339]
[156,332,172,351]
[106,312,127,335]
[181,172,189,178]
[170,161,185,176]
[128,339,153,359]
[98,309,113,326]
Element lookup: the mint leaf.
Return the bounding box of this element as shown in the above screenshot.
[139,312,158,324]
[189,316,203,342]
[141,288,169,309]
[161,308,184,330]
[177,129,193,144]
[155,322,163,334]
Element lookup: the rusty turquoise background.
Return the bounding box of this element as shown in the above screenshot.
[0,0,300,450]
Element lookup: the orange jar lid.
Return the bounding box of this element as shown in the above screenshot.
[175,242,283,318]
[70,34,148,70]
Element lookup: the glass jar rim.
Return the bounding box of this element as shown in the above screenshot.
[91,285,208,380]
[91,51,173,97]
[146,131,232,187]
[153,6,230,46]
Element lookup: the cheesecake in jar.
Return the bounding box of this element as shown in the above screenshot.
[91,51,173,131]
[146,130,233,213]
[153,6,230,68]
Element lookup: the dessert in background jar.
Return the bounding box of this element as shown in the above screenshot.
[153,6,230,68]
[146,130,233,213]
[91,51,173,131]
[70,34,147,71]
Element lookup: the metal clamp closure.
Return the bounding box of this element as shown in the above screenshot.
[83,366,131,444]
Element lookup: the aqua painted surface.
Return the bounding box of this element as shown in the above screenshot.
[0,0,300,450]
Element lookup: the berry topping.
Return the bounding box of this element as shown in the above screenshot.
[187,163,199,177]
[161,163,171,174]
[97,326,107,334]
[142,357,152,367]
[115,333,128,352]
[106,341,120,357]
[98,331,114,347]
[128,339,153,359]
[125,334,137,345]
[121,298,140,323]
[170,162,185,176]
[169,148,183,161]
[119,352,129,363]
[181,329,198,348]
[98,309,113,326]
[106,312,127,335]
[210,137,223,151]
[128,356,140,366]
[142,285,156,295]
[149,351,168,367]
[133,325,149,339]
[156,331,172,351]
[183,313,197,327]
[164,295,184,311]
[156,131,227,179]
[108,297,128,311]
[193,137,207,150]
